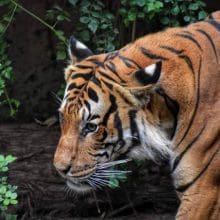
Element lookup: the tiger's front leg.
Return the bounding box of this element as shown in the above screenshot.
[176,156,220,220]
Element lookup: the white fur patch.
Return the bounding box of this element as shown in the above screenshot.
[76,40,87,50]
[144,63,156,76]
[59,85,69,112]
[128,117,173,162]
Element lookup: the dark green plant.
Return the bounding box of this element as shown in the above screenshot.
[0,1,20,117]
[0,154,17,219]
[119,0,207,40]
[159,0,207,26]
[69,0,119,52]
[46,4,70,60]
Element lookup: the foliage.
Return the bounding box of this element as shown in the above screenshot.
[119,0,207,39]
[46,4,70,60]
[108,159,145,189]
[0,1,20,117]
[69,0,119,53]
[0,154,17,219]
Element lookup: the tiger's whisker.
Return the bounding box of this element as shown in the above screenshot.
[97,159,131,169]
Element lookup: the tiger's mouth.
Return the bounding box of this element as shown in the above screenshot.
[65,159,132,193]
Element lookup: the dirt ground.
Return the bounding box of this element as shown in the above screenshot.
[0,123,178,219]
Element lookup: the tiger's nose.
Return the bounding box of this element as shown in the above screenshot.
[54,161,71,177]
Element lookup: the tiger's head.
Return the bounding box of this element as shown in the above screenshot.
[53,36,172,193]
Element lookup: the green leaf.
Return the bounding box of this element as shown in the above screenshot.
[0,155,4,162]
[136,0,145,7]
[5,191,12,198]
[183,16,191,22]
[137,12,145,18]
[79,16,90,24]
[10,199,18,205]
[198,11,207,20]
[109,178,119,189]
[128,10,137,21]
[5,155,16,163]
[79,30,90,42]
[189,3,199,11]
[56,50,66,60]
[57,15,65,21]
[171,5,179,16]
[88,19,98,33]
[10,193,17,200]
[91,12,101,18]
[160,16,169,25]
[119,8,127,16]
[68,0,79,6]
[0,23,5,34]
[1,167,8,172]
[0,186,7,194]
[3,199,10,206]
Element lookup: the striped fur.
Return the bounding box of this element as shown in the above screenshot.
[54,11,220,219]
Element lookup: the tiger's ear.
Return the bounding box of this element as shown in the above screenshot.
[128,61,162,103]
[133,61,162,87]
[68,36,93,63]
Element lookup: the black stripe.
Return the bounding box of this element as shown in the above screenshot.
[90,77,101,87]
[160,45,184,55]
[99,129,108,142]
[196,29,218,61]
[106,51,119,60]
[114,139,125,151]
[105,61,126,82]
[178,55,195,75]
[102,94,117,126]
[98,70,117,83]
[84,100,91,113]
[207,13,214,19]
[156,88,179,139]
[67,82,84,91]
[71,72,93,81]
[176,148,219,192]
[106,62,117,74]
[128,110,141,146]
[114,112,123,140]
[89,114,100,121]
[175,58,202,148]
[95,151,109,159]
[206,19,220,32]
[119,55,141,68]
[175,33,202,51]
[172,125,205,172]
[87,87,99,103]
[67,97,75,102]
[181,30,193,35]
[102,79,113,90]
[87,58,105,68]
[140,47,168,60]
[67,83,76,91]
[75,64,93,69]
[115,88,135,106]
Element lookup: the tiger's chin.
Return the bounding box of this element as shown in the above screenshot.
[66,180,93,193]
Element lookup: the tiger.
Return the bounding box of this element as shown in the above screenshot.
[53,11,220,219]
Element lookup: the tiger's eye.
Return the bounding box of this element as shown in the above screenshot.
[86,123,97,132]
[81,123,98,137]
